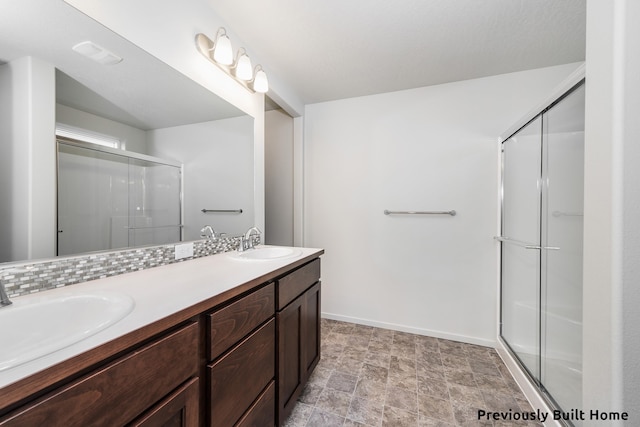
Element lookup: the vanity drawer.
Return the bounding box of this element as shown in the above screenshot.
[207,283,275,361]
[236,381,275,427]
[1,322,199,427]
[209,318,275,427]
[277,258,320,310]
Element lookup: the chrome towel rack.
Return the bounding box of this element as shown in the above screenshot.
[384,210,456,216]
[201,209,243,214]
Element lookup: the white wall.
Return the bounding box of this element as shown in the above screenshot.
[265,109,294,246]
[147,116,255,240]
[583,0,640,423]
[304,63,582,346]
[0,57,56,262]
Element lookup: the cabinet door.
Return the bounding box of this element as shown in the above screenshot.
[302,282,321,380]
[277,295,304,426]
[209,319,275,427]
[0,323,199,427]
[129,378,199,427]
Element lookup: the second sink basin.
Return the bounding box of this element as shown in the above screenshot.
[229,246,302,261]
[0,291,135,372]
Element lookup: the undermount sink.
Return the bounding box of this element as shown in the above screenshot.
[229,246,302,261]
[0,291,135,372]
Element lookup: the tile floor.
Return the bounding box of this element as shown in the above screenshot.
[283,319,543,427]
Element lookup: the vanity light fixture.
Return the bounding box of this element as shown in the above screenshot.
[210,28,233,65]
[195,30,269,94]
[251,65,269,93]
[232,48,253,81]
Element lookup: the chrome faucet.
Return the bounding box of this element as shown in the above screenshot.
[200,225,218,242]
[238,226,262,252]
[0,276,12,308]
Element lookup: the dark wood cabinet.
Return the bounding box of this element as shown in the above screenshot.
[0,323,199,427]
[277,294,304,424]
[129,377,200,427]
[0,254,322,427]
[276,260,321,426]
[207,283,275,361]
[302,282,321,380]
[208,319,275,427]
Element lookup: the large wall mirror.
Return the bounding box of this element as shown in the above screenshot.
[0,0,255,263]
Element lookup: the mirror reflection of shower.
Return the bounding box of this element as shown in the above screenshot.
[57,139,182,256]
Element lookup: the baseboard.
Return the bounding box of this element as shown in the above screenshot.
[496,337,564,427]
[321,311,496,348]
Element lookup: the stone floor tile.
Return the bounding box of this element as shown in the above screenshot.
[469,358,501,377]
[417,376,449,400]
[437,340,468,357]
[343,346,369,361]
[418,415,456,426]
[474,373,512,393]
[444,368,477,388]
[388,370,418,391]
[315,388,353,417]
[307,366,332,388]
[364,351,391,369]
[326,371,358,393]
[386,385,418,413]
[288,320,535,427]
[336,355,364,374]
[347,396,385,426]
[481,390,522,412]
[283,402,314,427]
[361,363,390,383]
[355,377,387,401]
[440,353,471,371]
[368,339,392,354]
[298,383,324,406]
[343,419,371,427]
[382,405,419,427]
[306,408,346,427]
[371,327,395,342]
[417,394,455,424]
[447,384,485,407]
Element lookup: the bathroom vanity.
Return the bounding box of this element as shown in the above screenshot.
[0,247,323,427]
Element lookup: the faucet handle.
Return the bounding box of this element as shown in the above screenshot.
[200,225,218,242]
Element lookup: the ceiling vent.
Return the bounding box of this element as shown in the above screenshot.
[72,41,123,65]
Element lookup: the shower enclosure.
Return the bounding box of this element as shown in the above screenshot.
[499,73,585,424]
[57,139,182,256]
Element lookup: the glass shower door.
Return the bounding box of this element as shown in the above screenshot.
[128,158,182,247]
[501,116,542,381]
[540,83,585,416]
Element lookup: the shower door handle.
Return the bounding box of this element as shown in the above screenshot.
[494,236,560,251]
[494,236,540,249]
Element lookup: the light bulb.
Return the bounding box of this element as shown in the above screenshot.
[253,68,269,93]
[213,33,233,65]
[235,53,253,81]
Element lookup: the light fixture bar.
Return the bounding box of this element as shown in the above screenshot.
[195,32,268,94]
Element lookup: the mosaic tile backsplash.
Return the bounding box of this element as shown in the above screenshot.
[0,235,259,298]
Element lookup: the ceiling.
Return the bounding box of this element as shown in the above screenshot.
[209,0,586,105]
[0,0,243,130]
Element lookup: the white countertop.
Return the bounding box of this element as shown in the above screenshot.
[0,246,323,390]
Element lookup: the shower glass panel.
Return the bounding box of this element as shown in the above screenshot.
[58,141,182,256]
[540,84,585,416]
[58,144,130,255]
[501,116,542,381]
[500,78,585,424]
[127,158,182,247]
